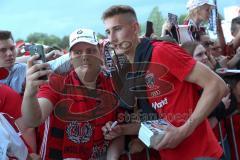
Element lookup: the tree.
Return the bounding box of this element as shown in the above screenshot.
[97,33,106,40]
[140,23,146,37]
[178,14,188,25]
[26,33,48,44]
[59,36,69,49]
[147,6,164,38]
[44,35,61,46]
[26,32,68,49]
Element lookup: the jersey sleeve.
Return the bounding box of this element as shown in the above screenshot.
[0,84,22,119]
[37,84,60,106]
[152,42,196,81]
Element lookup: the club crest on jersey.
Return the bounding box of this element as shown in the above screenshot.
[145,72,155,89]
[66,121,92,144]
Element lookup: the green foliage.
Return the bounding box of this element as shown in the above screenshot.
[44,35,61,46]
[58,36,69,49]
[147,6,164,38]
[178,13,188,25]
[140,7,189,37]
[97,33,106,40]
[25,32,106,50]
[27,33,47,44]
[140,23,146,36]
[26,32,69,49]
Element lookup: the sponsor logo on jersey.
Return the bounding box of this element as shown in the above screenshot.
[66,121,92,144]
[152,98,168,110]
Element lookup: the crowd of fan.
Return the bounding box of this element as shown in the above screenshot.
[0,0,240,159]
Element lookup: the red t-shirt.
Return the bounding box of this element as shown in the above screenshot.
[145,41,223,160]
[0,84,22,119]
[37,71,118,159]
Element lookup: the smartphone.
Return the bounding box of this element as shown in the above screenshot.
[145,21,154,38]
[168,13,178,26]
[29,45,47,80]
[29,45,46,63]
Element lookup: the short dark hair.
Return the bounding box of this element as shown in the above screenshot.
[102,5,137,21]
[231,16,240,34]
[0,30,14,41]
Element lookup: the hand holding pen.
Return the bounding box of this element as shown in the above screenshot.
[102,121,123,140]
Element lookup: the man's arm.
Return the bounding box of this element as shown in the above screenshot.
[16,56,30,63]
[217,17,226,53]
[22,97,54,127]
[21,55,53,127]
[15,117,37,152]
[47,53,71,74]
[227,47,240,68]
[183,62,228,134]
[16,50,65,64]
[106,136,125,160]
[102,121,140,140]
[232,30,240,50]
[151,62,228,150]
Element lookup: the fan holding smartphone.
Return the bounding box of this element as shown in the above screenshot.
[29,45,48,80]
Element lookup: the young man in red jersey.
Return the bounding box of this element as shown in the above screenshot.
[22,28,121,159]
[101,5,228,160]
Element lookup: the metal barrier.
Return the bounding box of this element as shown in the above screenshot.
[230,114,239,160]
[218,111,239,160]
[218,121,226,156]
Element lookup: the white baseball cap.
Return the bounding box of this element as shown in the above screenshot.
[69,28,98,50]
[186,0,215,11]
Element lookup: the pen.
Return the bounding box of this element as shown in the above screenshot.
[110,121,118,129]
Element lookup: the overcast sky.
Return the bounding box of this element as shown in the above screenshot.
[1,0,239,40]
